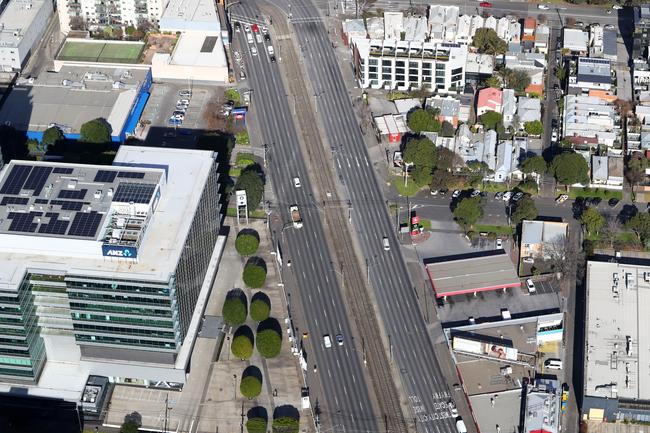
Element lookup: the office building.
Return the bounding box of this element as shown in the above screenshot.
[582,256,650,422]
[0,0,53,71]
[0,146,221,391]
[351,38,467,92]
[57,0,165,33]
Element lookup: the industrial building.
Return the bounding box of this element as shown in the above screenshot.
[351,38,468,92]
[582,256,650,422]
[0,65,151,142]
[0,146,222,397]
[0,0,53,71]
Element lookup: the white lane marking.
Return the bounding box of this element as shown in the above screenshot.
[302,271,306,279]
[317,285,321,294]
[337,158,341,169]
[355,156,360,167]
[324,309,328,318]
[345,348,350,358]
[336,359,340,369]
[324,274,329,284]
[306,238,310,248]
[352,374,356,384]
[359,401,364,411]
[343,385,348,397]
[328,369,332,379]
[311,261,315,271]
[338,322,341,330]
[315,317,319,327]
[335,395,339,407]
[364,155,369,166]
[308,294,312,304]
[347,158,351,168]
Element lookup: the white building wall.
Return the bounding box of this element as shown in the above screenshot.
[58,0,164,33]
[0,0,53,71]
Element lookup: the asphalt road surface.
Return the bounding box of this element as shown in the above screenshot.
[231,3,379,432]
[266,0,464,431]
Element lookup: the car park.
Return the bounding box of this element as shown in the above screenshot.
[251,46,258,56]
[495,192,504,201]
[293,177,301,188]
[556,194,569,204]
[336,334,344,346]
[526,279,536,293]
[502,191,512,202]
[537,3,549,9]
[452,190,461,198]
[323,335,332,348]
[512,192,524,201]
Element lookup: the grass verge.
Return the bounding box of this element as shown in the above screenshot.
[566,187,622,200]
[226,207,267,219]
[392,176,422,197]
[473,224,515,236]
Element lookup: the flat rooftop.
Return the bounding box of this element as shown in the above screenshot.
[425,250,521,298]
[160,0,220,31]
[578,57,612,84]
[455,353,534,395]
[585,259,650,400]
[469,390,522,433]
[0,65,148,134]
[0,0,49,48]
[0,146,216,290]
[170,32,227,69]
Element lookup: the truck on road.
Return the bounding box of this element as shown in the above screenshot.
[290,205,303,228]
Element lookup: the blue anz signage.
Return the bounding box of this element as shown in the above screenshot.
[102,245,138,259]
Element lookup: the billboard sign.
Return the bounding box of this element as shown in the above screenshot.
[102,245,138,259]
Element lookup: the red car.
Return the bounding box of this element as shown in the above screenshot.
[479,1,492,6]
[251,24,259,33]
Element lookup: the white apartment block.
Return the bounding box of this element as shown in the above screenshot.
[352,38,467,91]
[0,0,53,71]
[57,0,165,33]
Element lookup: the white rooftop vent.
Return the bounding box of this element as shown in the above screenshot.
[67,179,78,189]
[107,188,114,197]
[94,190,102,200]
[501,309,511,320]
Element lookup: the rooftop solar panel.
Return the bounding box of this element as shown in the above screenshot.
[52,167,74,174]
[58,189,87,200]
[67,211,103,238]
[117,171,146,179]
[94,170,117,183]
[113,183,156,204]
[34,198,49,204]
[39,214,69,235]
[0,165,32,195]
[1,197,29,206]
[7,212,41,233]
[24,166,53,196]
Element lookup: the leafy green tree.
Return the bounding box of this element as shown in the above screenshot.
[243,263,266,288]
[120,420,140,433]
[472,28,508,55]
[256,328,282,358]
[484,76,502,89]
[407,108,441,133]
[225,88,241,105]
[235,232,259,256]
[505,69,531,93]
[521,156,547,176]
[235,166,264,210]
[240,374,262,399]
[556,66,566,81]
[246,417,268,433]
[125,25,136,36]
[273,416,299,433]
[479,111,504,130]
[232,331,254,359]
[222,296,247,326]
[626,156,647,187]
[80,118,111,144]
[440,121,456,138]
[550,152,590,186]
[250,293,270,322]
[42,126,64,148]
[581,207,606,236]
[511,196,538,226]
[625,213,650,246]
[27,139,42,156]
[524,120,543,136]
[453,196,483,231]
[404,137,437,186]
[517,179,539,194]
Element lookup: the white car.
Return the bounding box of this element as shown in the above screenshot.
[261,26,268,34]
[336,334,344,346]
[323,335,332,348]
[556,194,569,204]
[526,279,536,293]
[244,24,251,32]
[251,46,258,56]
[537,4,550,9]
[430,189,438,196]
[496,238,503,249]
[502,191,513,202]
[471,190,481,198]
[604,24,616,30]
[512,192,524,202]
[551,130,558,142]
[612,4,623,9]
[523,257,534,264]
[255,33,263,44]
[293,177,301,188]
[448,402,458,417]
[452,190,461,198]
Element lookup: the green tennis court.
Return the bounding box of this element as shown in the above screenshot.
[58,41,144,63]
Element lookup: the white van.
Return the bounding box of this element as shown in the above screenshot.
[246,32,254,44]
[456,419,467,433]
[545,358,563,370]
[323,335,332,348]
[267,45,275,56]
[382,236,390,251]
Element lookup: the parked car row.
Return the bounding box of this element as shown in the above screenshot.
[168,89,192,125]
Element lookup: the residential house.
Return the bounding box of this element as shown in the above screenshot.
[484,130,498,172]
[591,154,624,187]
[589,24,604,58]
[484,16,498,32]
[476,87,503,117]
[496,17,511,41]
[502,89,517,128]
[520,220,569,260]
[494,140,514,182]
[458,93,473,124]
[373,114,408,142]
[457,15,472,45]
[384,12,404,40]
[455,126,497,170]
[535,24,550,54]
[503,51,546,95]
[426,96,460,127]
[403,16,428,42]
[563,28,589,55]
[563,95,620,148]
[394,98,422,115]
[465,52,494,84]
[443,7,460,43]
[522,18,537,51]
[470,16,484,39]
[569,57,612,91]
[517,97,542,125]
[508,20,521,44]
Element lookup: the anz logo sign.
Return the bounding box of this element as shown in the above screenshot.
[102,245,138,259]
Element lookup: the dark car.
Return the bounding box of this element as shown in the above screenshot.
[439,189,448,196]
[270,55,276,63]
[608,198,620,207]
[591,197,602,206]
[264,33,271,41]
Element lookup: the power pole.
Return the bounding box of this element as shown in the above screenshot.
[164,393,169,433]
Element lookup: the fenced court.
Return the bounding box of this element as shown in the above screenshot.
[57,40,144,64]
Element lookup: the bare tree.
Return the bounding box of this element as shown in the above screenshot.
[545,234,582,284]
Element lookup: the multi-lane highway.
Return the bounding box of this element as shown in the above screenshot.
[230,3,380,432]
[265,0,464,431]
